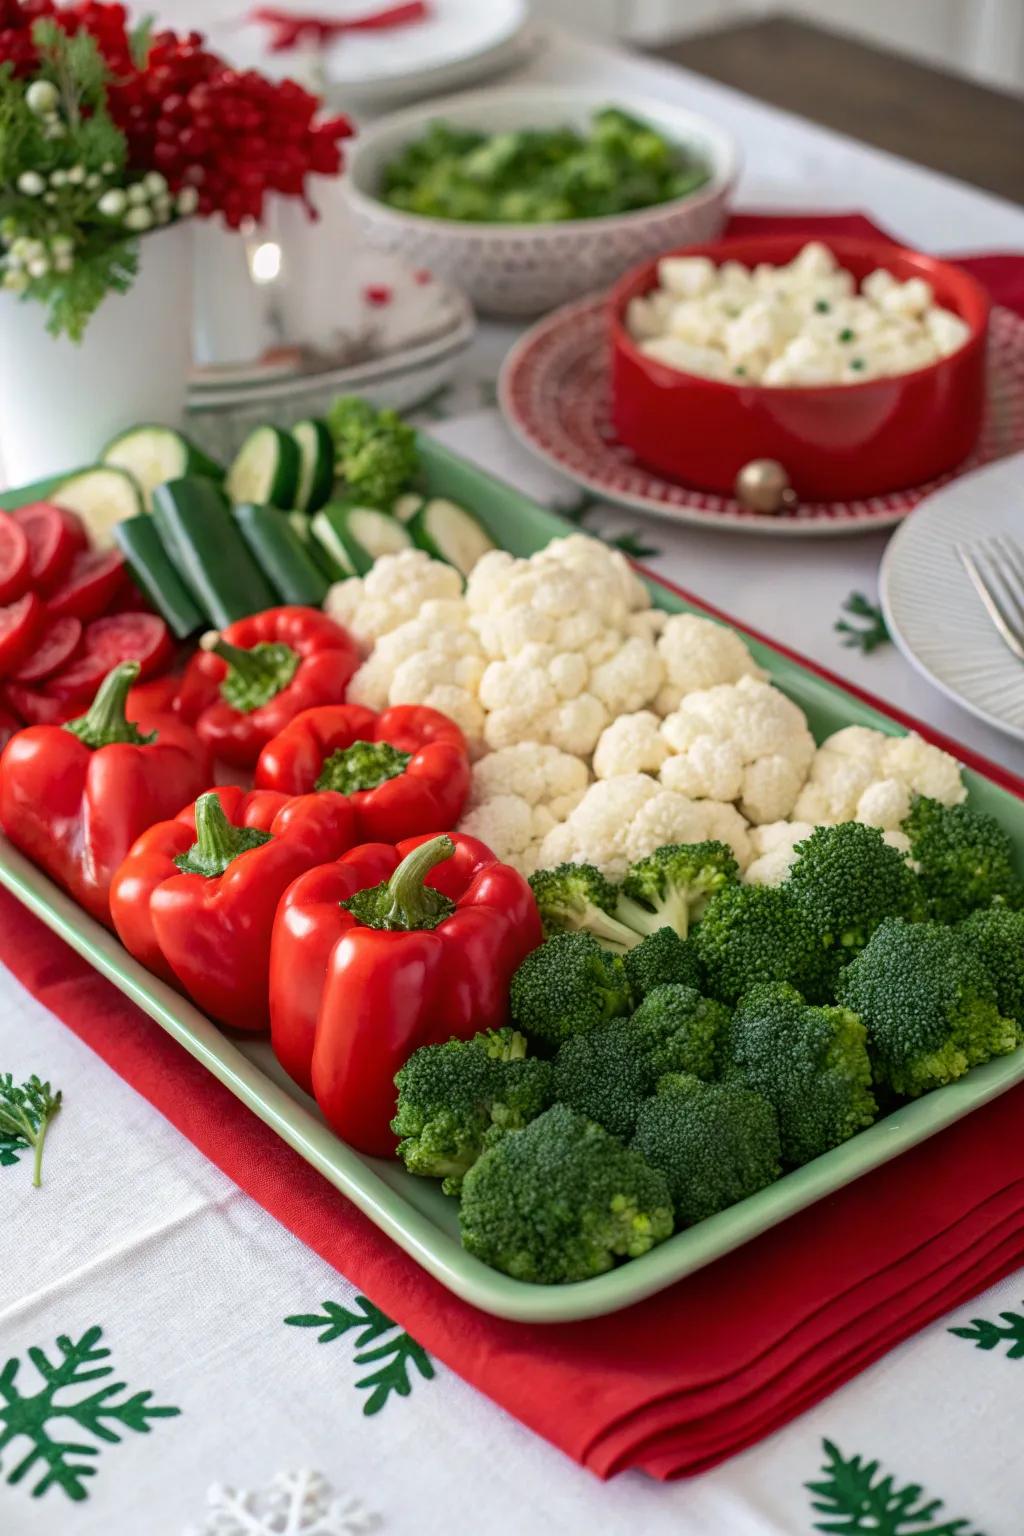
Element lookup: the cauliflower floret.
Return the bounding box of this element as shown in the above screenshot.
[460,743,590,874]
[347,604,488,748]
[793,727,964,825]
[535,773,751,881]
[654,613,764,714]
[658,676,814,824]
[468,742,589,821]
[324,551,463,647]
[743,820,815,886]
[588,635,663,717]
[540,532,650,611]
[593,711,669,779]
[479,645,610,755]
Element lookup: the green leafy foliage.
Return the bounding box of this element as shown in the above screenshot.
[0,1325,180,1501]
[950,1302,1024,1359]
[608,529,660,559]
[284,1297,434,1416]
[0,1073,62,1187]
[835,591,891,653]
[806,1439,982,1535]
[380,107,710,224]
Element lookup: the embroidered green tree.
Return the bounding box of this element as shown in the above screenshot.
[807,1440,984,1536]
[0,1073,62,1186]
[285,1296,435,1416]
[950,1304,1024,1359]
[0,1325,181,1501]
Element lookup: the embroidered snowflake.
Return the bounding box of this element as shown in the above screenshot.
[186,1469,381,1536]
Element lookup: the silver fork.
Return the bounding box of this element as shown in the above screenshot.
[956,533,1024,663]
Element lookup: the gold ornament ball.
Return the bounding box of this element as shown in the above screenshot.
[734,459,797,514]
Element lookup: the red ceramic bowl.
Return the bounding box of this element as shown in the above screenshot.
[610,233,991,501]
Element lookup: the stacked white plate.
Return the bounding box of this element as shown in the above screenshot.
[880,452,1024,742]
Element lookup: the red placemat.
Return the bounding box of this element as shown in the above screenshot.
[4,214,1024,1480]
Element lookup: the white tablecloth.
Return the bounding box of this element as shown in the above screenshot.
[5,25,1024,1536]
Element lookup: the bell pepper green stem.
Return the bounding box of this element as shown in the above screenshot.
[63,661,156,749]
[202,633,301,713]
[316,739,412,795]
[342,833,457,932]
[174,791,273,878]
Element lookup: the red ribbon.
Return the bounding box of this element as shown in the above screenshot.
[250,2,430,51]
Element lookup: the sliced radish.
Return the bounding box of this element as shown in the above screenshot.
[9,614,82,684]
[0,592,44,677]
[3,681,78,726]
[10,502,87,593]
[0,514,30,604]
[46,549,126,621]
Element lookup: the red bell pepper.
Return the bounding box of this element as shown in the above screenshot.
[0,705,19,752]
[177,606,361,769]
[110,784,358,1030]
[0,661,213,928]
[269,832,543,1154]
[254,702,470,842]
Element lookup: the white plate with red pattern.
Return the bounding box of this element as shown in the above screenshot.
[498,294,1024,538]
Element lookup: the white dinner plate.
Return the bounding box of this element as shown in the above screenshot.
[880,452,1024,741]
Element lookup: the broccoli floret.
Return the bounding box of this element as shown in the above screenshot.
[327,395,419,509]
[632,1074,781,1226]
[724,982,877,1166]
[692,883,828,1005]
[623,926,703,1000]
[459,1104,675,1283]
[392,1029,552,1194]
[509,932,632,1048]
[552,1016,657,1139]
[630,983,730,1081]
[617,841,739,940]
[903,796,1023,922]
[958,906,1024,1022]
[786,821,923,977]
[529,863,643,952]
[837,917,1018,1097]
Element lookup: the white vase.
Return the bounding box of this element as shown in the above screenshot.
[0,221,193,489]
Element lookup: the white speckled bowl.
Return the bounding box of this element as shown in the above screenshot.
[345,87,739,317]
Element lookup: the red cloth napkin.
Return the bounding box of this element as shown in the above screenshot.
[4,214,1024,1481]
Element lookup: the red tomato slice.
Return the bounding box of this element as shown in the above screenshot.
[0,513,30,605]
[44,611,173,701]
[46,549,126,621]
[0,592,44,678]
[2,681,79,726]
[9,501,87,593]
[8,613,82,684]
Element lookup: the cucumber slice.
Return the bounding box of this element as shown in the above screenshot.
[225,425,300,509]
[393,493,425,524]
[290,510,343,581]
[114,515,204,639]
[54,466,144,550]
[409,497,495,577]
[291,418,334,513]
[151,477,277,628]
[310,508,357,580]
[232,503,329,607]
[102,425,222,508]
[313,502,413,577]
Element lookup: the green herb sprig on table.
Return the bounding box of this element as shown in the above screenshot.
[835,590,891,653]
[0,1073,62,1188]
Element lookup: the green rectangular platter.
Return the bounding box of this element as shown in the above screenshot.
[2,437,1023,1324]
